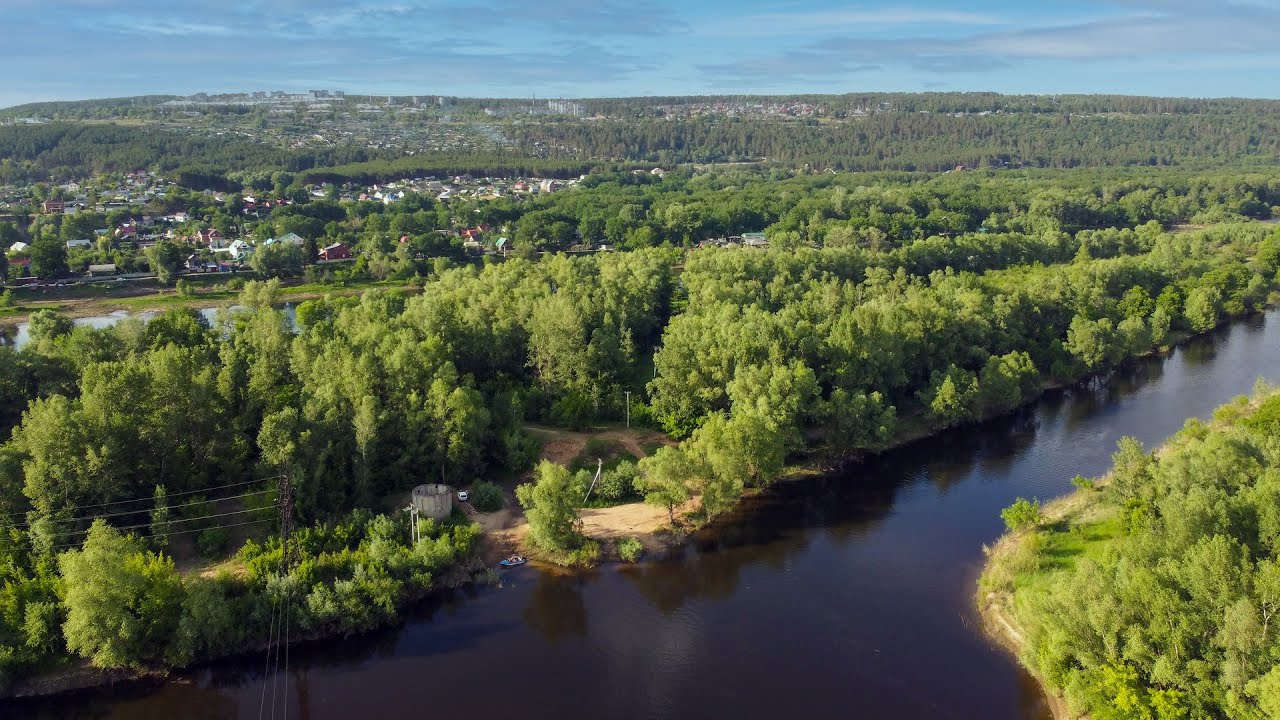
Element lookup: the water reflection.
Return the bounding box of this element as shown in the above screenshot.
[522,571,590,643]
[1,305,299,350]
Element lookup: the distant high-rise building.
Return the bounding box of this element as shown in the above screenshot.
[333,90,345,99]
[547,99,585,118]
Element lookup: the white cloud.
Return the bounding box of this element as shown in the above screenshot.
[705,7,1006,38]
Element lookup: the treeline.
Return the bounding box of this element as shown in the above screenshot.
[489,169,1280,255]
[0,123,408,186]
[990,390,1280,718]
[296,155,634,185]
[511,112,1280,170]
[579,92,1280,118]
[8,92,1280,186]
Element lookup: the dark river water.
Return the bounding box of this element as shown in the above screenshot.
[17,311,1280,720]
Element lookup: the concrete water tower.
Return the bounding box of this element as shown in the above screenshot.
[411,483,453,520]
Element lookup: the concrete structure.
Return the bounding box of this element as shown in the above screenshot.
[411,483,453,520]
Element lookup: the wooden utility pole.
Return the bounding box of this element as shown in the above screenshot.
[625,390,632,428]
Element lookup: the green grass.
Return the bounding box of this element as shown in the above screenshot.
[1011,513,1123,593]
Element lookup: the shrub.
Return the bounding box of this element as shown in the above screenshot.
[197,527,231,558]
[616,536,643,563]
[470,481,504,512]
[1070,475,1096,491]
[563,540,601,567]
[1001,497,1043,533]
[597,460,639,502]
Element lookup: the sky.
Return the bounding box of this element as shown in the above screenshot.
[2,0,1279,107]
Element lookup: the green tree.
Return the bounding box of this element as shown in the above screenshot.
[150,485,170,549]
[516,461,586,552]
[249,242,305,279]
[924,365,979,426]
[27,235,67,279]
[1000,497,1042,532]
[59,521,185,668]
[1065,314,1120,370]
[146,238,184,286]
[1184,286,1222,332]
[636,446,692,524]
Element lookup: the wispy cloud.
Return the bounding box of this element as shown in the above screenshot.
[701,2,1280,80]
[704,7,1005,38]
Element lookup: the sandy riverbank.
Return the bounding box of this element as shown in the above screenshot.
[975,486,1105,720]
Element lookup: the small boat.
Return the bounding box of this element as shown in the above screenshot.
[499,555,527,567]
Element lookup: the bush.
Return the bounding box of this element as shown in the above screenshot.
[616,536,643,563]
[597,460,639,502]
[1001,497,1043,533]
[1070,475,1096,491]
[470,481,504,512]
[563,540,601,567]
[197,527,231,558]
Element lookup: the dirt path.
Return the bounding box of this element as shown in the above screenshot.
[523,424,673,467]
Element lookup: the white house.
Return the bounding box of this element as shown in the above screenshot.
[213,239,254,260]
[264,232,305,247]
[7,241,29,255]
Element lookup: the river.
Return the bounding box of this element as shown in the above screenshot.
[0,305,298,348]
[15,310,1280,720]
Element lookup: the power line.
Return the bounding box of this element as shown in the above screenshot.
[50,506,278,540]
[10,489,276,529]
[1,477,281,521]
[50,517,276,552]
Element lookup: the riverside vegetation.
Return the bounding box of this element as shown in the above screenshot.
[980,388,1280,719]
[1,167,1280,692]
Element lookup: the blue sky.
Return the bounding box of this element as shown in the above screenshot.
[2,0,1279,107]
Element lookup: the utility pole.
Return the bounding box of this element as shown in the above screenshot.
[279,474,294,570]
[624,390,632,428]
[405,505,420,545]
[584,458,603,504]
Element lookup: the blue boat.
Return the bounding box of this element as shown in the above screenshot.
[499,555,527,567]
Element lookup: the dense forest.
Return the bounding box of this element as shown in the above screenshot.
[987,390,1280,718]
[5,92,1280,185]
[512,112,1280,170]
[2,166,1280,690]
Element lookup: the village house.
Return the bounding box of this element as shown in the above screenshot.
[42,199,64,214]
[318,242,352,261]
[214,239,254,260]
[195,228,224,245]
[264,232,305,247]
